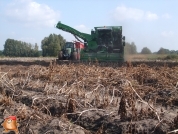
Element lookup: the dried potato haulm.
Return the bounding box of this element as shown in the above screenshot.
[0,61,178,134]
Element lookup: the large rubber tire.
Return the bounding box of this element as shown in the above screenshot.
[77,52,80,60]
[72,52,77,60]
[58,51,63,60]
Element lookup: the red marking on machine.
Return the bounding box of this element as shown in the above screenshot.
[74,41,85,60]
[74,41,85,49]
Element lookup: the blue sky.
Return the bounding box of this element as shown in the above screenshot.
[0,0,177,52]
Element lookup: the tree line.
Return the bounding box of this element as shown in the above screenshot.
[2,33,66,57]
[3,39,39,57]
[124,42,178,55]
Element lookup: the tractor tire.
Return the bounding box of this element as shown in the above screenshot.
[77,52,80,60]
[58,51,63,60]
[72,52,77,60]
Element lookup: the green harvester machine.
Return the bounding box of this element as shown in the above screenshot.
[56,21,125,62]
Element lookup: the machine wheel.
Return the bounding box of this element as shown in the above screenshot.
[58,51,63,60]
[72,52,77,60]
[77,52,80,60]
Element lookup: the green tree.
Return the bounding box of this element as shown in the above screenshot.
[41,33,65,57]
[3,39,16,56]
[157,47,170,54]
[33,43,40,57]
[3,38,40,57]
[0,50,4,56]
[141,47,152,54]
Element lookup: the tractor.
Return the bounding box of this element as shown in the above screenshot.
[58,41,84,60]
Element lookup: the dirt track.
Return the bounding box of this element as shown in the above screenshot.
[0,60,178,134]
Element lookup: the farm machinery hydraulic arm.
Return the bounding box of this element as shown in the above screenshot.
[56,22,96,48]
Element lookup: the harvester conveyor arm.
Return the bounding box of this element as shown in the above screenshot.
[56,22,92,42]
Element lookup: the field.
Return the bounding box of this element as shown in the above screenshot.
[0,58,178,134]
[124,54,177,61]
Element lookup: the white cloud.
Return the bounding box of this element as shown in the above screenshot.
[5,0,60,27]
[74,24,90,34]
[145,11,158,21]
[113,6,144,21]
[113,5,158,21]
[162,13,171,19]
[161,31,174,37]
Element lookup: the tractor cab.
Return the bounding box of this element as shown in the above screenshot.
[60,42,75,60]
[97,28,112,46]
[63,42,76,59]
[58,41,84,60]
[95,26,124,53]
